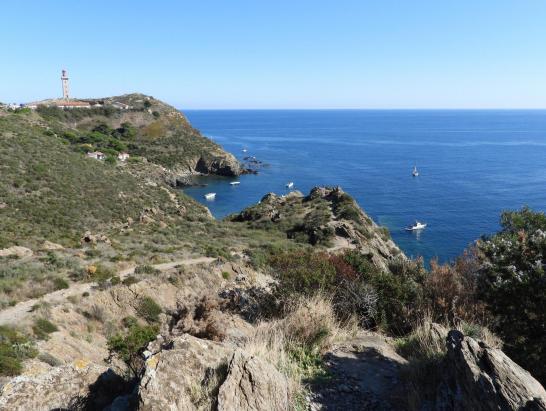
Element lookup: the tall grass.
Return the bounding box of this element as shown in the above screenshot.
[243,294,357,409]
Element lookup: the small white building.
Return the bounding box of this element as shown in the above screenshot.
[87,151,105,160]
[117,152,130,162]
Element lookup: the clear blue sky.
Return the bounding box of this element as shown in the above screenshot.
[2,1,546,108]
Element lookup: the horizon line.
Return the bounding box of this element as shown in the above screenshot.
[179,107,546,111]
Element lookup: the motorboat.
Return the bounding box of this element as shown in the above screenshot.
[229,181,240,186]
[406,221,427,231]
[204,193,216,200]
[412,165,419,177]
[242,149,248,153]
[286,182,294,189]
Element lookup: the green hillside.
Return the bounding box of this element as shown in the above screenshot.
[0,108,210,248]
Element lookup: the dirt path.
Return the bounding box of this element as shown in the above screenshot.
[0,256,216,326]
[309,333,408,411]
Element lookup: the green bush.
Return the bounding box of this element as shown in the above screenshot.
[345,252,425,334]
[268,249,336,299]
[32,318,58,340]
[0,326,38,376]
[89,264,115,284]
[53,277,69,290]
[477,207,546,384]
[122,276,139,286]
[136,297,162,323]
[134,265,161,276]
[107,323,159,377]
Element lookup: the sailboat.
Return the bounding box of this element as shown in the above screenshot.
[412,165,419,177]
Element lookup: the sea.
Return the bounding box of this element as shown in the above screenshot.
[182,110,546,264]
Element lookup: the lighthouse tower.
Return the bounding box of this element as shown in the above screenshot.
[61,70,69,101]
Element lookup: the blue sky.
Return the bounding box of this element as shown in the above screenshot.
[1,1,546,108]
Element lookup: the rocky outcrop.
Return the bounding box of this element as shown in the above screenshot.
[217,349,290,411]
[439,330,546,411]
[138,334,233,411]
[195,152,244,177]
[0,360,107,411]
[230,187,404,271]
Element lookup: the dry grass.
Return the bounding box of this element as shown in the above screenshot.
[243,294,357,409]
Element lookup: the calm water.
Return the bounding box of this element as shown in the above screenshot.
[183,110,546,263]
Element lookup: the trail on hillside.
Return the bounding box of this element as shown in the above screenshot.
[309,333,408,411]
[0,256,215,326]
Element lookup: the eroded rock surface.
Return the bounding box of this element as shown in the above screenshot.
[218,349,290,411]
[439,330,546,411]
[0,360,106,411]
[139,334,233,411]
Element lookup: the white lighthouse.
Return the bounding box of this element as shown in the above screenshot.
[61,69,69,101]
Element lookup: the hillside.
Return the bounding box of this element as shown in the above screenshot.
[0,97,545,411]
[229,186,404,271]
[0,107,212,248]
[35,93,243,179]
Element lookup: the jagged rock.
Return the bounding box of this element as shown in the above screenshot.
[217,349,290,411]
[138,334,233,411]
[0,246,33,258]
[439,330,546,411]
[0,359,107,411]
[230,186,404,271]
[195,152,243,176]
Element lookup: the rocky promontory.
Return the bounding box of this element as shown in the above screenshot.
[230,186,404,271]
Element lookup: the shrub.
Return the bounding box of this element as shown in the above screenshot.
[107,323,159,377]
[343,252,425,334]
[88,264,115,284]
[268,249,335,299]
[136,297,162,323]
[422,254,487,325]
[53,277,69,290]
[122,276,139,286]
[0,326,38,376]
[476,207,546,384]
[134,265,160,276]
[110,276,121,286]
[32,318,58,340]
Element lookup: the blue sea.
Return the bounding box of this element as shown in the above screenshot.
[183,110,546,263]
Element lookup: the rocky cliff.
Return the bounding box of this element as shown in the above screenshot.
[229,186,404,271]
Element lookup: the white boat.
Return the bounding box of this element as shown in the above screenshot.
[204,193,216,200]
[286,182,294,189]
[406,221,427,231]
[412,165,419,177]
[229,181,240,186]
[242,149,248,153]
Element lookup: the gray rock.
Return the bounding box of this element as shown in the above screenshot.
[0,360,106,411]
[139,334,232,411]
[217,349,289,411]
[438,330,546,411]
